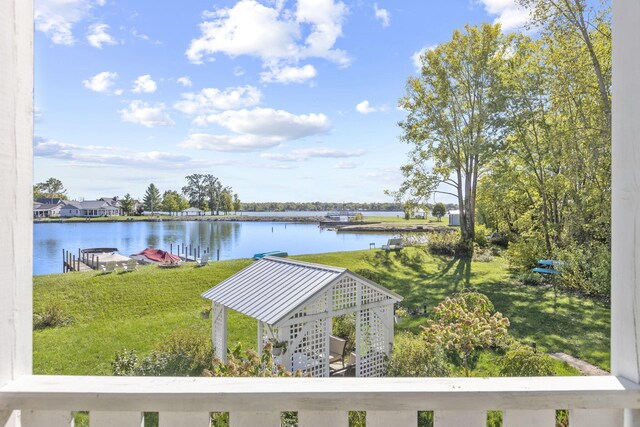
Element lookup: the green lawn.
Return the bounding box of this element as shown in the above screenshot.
[33,248,607,376]
[366,215,450,226]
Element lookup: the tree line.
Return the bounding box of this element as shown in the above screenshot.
[140,174,240,215]
[241,202,407,212]
[395,0,611,296]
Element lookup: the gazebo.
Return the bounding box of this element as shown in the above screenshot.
[201,256,403,377]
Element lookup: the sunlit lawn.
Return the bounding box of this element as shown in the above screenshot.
[33,247,606,376]
[366,215,450,226]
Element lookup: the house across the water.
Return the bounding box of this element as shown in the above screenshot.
[34,197,125,218]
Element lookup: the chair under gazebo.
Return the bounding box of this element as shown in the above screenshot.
[201,256,403,377]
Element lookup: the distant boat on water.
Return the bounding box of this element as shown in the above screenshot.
[325,210,358,221]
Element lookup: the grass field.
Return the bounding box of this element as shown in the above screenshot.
[33,248,607,376]
[366,215,450,226]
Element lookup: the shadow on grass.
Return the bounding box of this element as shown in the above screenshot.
[363,247,610,370]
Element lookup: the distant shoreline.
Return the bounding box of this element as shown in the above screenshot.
[34,215,455,234]
[33,215,325,224]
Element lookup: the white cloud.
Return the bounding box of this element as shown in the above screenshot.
[234,66,246,77]
[477,0,530,31]
[334,160,360,169]
[373,3,390,28]
[34,135,215,170]
[119,100,174,128]
[174,86,262,119]
[179,133,283,152]
[82,71,119,93]
[411,45,437,72]
[201,108,331,140]
[132,75,158,93]
[35,0,94,45]
[355,100,385,114]
[260,64,317,84]
[261,147,365,162]
[87,23,117,48]
[177,76,193,87]
[180,108,331,152]
[186,0,350,70]
[131,28,161,44]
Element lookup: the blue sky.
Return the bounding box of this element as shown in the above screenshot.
[34,0,529,203]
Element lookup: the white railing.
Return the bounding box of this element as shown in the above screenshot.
[1,375,639,427]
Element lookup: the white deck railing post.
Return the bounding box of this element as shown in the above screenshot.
[0,0,34,426]
[612,0,640,425]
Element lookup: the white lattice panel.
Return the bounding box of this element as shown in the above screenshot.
[361,283,387,306]
[212,302,227,361]
[356,306,389,377]
[332,277,358,311]
[288,318,328,377]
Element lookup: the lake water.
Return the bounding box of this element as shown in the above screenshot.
[239,211,404,217]
[34,221,398,276]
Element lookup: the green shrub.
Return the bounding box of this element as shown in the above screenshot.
[427,232,460,256]
[332,313,356,352]
[521,272,544,287]
[556,242,611,299]
[474,224,490,248]
[386,332,450,377]
[472,246,494,263]
[354,212,364,221]
[421,292,510,376]
[33,301,73,330]
[112,326,212,377]
[112,349,138,376]
[505,238,546,271]
[500,343,554,377]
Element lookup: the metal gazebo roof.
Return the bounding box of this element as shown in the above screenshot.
[201,256,402,326]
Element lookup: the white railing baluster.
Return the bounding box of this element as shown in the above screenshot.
[158,411,211,427]
[229,411,281,427]
[503,410,555,427]
[91,411,143,427]
[21,410,73,427]
[366,411,417,427]
[298,411,349,427]
[570,409,624,426]
[434,410,485,427]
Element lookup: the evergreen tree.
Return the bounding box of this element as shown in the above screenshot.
[143,184,161,215]
[121,193,135,216]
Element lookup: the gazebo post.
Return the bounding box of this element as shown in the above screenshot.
[257,321,263,355]
[211,301,227,362]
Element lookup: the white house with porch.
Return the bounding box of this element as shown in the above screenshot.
[202,256,402,377]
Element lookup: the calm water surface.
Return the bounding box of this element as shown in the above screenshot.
[34,221,397,275]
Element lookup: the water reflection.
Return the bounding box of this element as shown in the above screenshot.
[33,221,397,275]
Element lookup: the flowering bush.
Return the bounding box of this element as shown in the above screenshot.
[420,292,510,376]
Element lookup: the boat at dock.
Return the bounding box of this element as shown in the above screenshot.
[130,248,181,265]
[325,210,358,221]
[62,248,132,272]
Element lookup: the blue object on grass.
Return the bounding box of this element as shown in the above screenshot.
[537,259,564,267]
[253,251,288,260]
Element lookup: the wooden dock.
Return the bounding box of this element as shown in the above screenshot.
[62,249,94,272]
